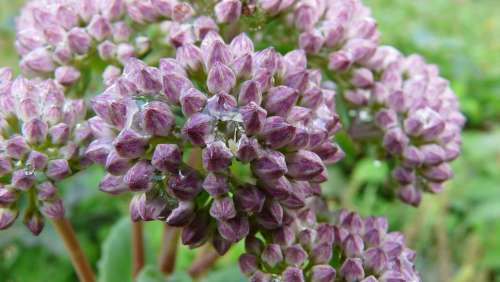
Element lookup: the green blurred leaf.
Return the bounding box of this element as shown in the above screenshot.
[202,265,246,282]
[352,158,389,185]
[98,218,132,282]
[137,265,166,282]
[166,272,192,282]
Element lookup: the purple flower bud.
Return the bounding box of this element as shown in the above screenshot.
[26,151,48,171]
[217,216,249,242]
[21,48,55,74]
[179,88,206,117]
[207,62,236,94]
[340,258,365,282]
[312,142,344,165]
[88,15,112,41]
[24,211,44,236]
[99,174,128,195]
[166,201,195,227]
[245,235,264,256]
[361,276,379,282]
[212,232,232,255]
[203,173,229,197]
[0,208,18,230]
[383,128,409,155]
[402,146,423,167]
[283,266,305,282]
[85,139,112,165]
[0,187,16,204]
[264,86,299,117]
[299,31,325,54]
[46,159,71,181]
[114,129,148,159]
[67,28,92,55]
[329,51,352,71]
[343,234,364,257]
[239,254,258,276]
[215,0,242,23]
[240,102,267,136]
[193,17,219,40]
[311,242,333,264]
[285,244,308,265]
[172,2,195,22]
[177,44,203,72]
[11,169,35,191]
[168,169,203,200]
[387,90,406,113]
[116,43,135,63]
[375,109,398,130]
[230,33,254,57]
[231,54,253,79]
[256,200,283,229]
[351,68,374,88]
[103,65,121,86]
[311,265,336,282]
[0,157,12,177]
[236,135,260,163]
[22,118,48,145]
[36,181,57,201]
[55,66,81,86]
[129,195,142,222]
[202,141,233,172]
[101,0,125,20]
[251,150,287,180]
[124,161,155,192]
[344,89,369,106]
[286,150,325,180]
[392,166,415,185]
[420,144,446,166]
[182,213,211,246]
[49,123,70,145]
[41,199,65,219]
[294,4,316,30]
[235,185,266,213]
[261,243,283,267]
[210,197,237,220]
[152,144,181,174]
[105,150,133,175]
[182,113,214,146]
[262,176,291,201]
[238,80,262,106]
[363,247,388,274]
[141,101,175,137]
[261,117,296,149]
[250,271,270,282]
[398,185,422,207]
[422,163,453,182]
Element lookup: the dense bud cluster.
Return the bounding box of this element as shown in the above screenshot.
[344,49,466,206]
[88,31,344,253]
[239,200,420,282]
[0,68,91,235]
[16,0,195,84]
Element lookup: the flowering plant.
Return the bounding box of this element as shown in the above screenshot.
[0,0,464,281]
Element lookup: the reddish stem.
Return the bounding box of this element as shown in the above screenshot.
[158,224,180,275]
[131,221,145,278]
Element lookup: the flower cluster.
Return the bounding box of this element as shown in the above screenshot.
[0,68,91,235]
[16,0,195,85]
[239,201,420,282]
[343,50,466,206]
[87,30,344,253]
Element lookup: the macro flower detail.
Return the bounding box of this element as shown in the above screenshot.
[90,31,343,253]
[0,68,91,234]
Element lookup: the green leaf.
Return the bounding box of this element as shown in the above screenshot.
[137,265,167,282]
[352,158,389,185]
[97,218,132,282]
[166,272,192,282]
[202,265,246,282]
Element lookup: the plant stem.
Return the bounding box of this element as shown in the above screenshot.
[158,224,180,275]
[51,218,95,282]
[187,245,220,278]
[132,221,145,278]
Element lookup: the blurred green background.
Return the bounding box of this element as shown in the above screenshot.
[1,0,500,281]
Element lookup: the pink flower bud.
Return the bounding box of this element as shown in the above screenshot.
[168,169,203,200]
[230,33,254,58]
[24,211,44,236]
[172,2,194,22]
[210,197,237,220]
[27,151,48,171]
[351,68,374,88]
[363,247,388,274]
[240,102,267,136]
[256,200,283,229]
[239,254,258,276]
[392,166,415,185]
[0,207,18,230]
[236,135,260,163]
[311,265,336,282]
[177,44,203,72]
[299,31,325,54]
[181,214,210,247]
[49,123,70,145]
[422,163,453,182]
[420,144,446,166]
[283,267,305,282]
[397,185,422,207]
[238,80,262,106]
[105,150,133,175]
[55,66,81,86]
[261,244,283,267]
[7,135,30,159]
[193,16,219,40]
[98,41,117,61]
[20,48,55,74]
[265,86,298,117]
[67,28,92,55]
[162,72,193,103]
[235,184,266,213]
[215,0,242,23]
[340,258,365,282]
[328,51,352,72]
[0,187,17,204]
[285,244,308,265]
[88,15,112,41]
[383,128,408,155]
[41,198,65,219]
[166,201,195,226]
